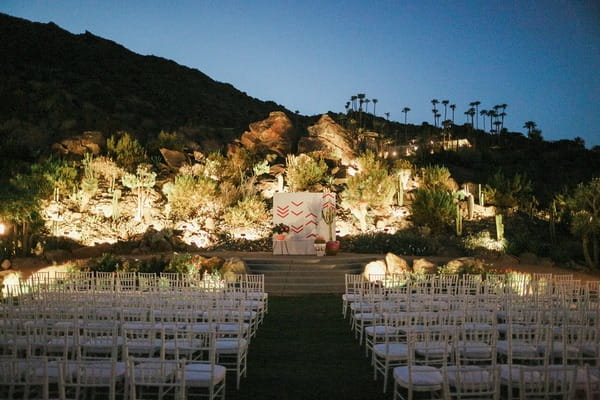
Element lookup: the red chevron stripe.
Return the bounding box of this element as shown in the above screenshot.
[322,193,335,199]
[305,233,317,238]
[305,220,317,226]
[322,201,335,209]
[291,225,303,233]
[277,205,289,211]
[277,212,289,218]
[305,213,317,219]
[291,201,304,207]
[292,211,303,216]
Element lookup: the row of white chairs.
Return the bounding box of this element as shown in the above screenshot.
[343,274,600,399]
[0,327,227,399]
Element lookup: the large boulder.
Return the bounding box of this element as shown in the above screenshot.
[363,260,387,281]
[159,148,187,170]
[443,257,478,274]
[51,131,104,155]
[385,253,411,274]
[229,111,294,156]
[298,114,357,165]
[411,258,437,274]
[221,257,249,281]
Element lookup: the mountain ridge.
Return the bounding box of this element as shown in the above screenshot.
[0,12,293,158]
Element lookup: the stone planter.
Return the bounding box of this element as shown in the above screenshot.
[314,243,326,256]
[325,240,340,256]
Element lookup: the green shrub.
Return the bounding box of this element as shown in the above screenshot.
[162,174,218,219]
[147,130,185,154]
[485,171,533,210]
[285,153,328,191]
[462,231,507,256]
[107,132,147,171]
[341,231,440,255]
[87,253,122,272]
[421,165,457,191]
[411,188,456,233]
[222,195,268,229]
[164,252,196,275]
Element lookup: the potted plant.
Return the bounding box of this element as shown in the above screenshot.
[322,207,340,256]
[314,235,326,256]
[272,223,289,240]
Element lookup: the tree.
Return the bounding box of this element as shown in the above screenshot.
[372,99,378,116]
[470,101,481,129]
[441,100,449,120]
[364,99,370,114]
[384,112,390,121]
[350,95,358,111]
[122,165,156,221]
[430,99,439,126]
[465,108,475,127]
[402,107,410,143]
[480,109,488,132]
[488,110,496,132]
[449,104,456,122]
[523,121,537,136]
[569,178,600,269]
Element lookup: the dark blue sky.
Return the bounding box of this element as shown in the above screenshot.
[2,0,599,146]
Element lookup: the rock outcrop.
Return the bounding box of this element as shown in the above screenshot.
[159,148,187,170]
[51,131,104,155]
[229,111,294,156]
[298,114,356,165]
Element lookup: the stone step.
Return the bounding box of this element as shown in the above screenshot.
[246,255,374,295]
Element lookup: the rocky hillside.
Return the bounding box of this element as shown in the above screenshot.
[0,13,293,159]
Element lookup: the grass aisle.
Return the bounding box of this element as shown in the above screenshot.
[226,294,385,399]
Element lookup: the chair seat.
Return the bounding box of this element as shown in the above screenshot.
[456,341,493,359]
[414,341,451,359]
[373,343,410,359]
[215,338,248,354]
[499,364,541,384]
[365,325,398,337]
[133,360,178,381]
[78,361,126,384]
[183,363,227,386]
[496,340,538,358]
[445,365,492,389]
[393,365,443,388]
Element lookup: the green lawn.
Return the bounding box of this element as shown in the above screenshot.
[226,295,386,400]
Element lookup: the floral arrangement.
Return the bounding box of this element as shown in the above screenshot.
[314,235,326,244]
[272,223,290,234]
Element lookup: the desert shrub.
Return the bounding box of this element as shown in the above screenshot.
[420,165,457,191]
[107,132,147,171]
[90,156,124,193]
[462,231,507,256]
[341,151,396,231]
[222,195,268,229]
[122,164,156,221]
[285,153,328,191]
[162,173,218,219]
[147,130,185,154]
[341,231,440,255]
[87,253,122,272]
[411,188,456,233]
[164,252,196,275]
[30,156,79,199]
[485,171,533,210]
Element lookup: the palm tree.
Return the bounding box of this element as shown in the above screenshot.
[432,109,439,127]
[499,107,507,131]
[402,107,410,143]
[435,112,441,127]
[488,110,496,132]
[480,109,488,132]
[470,101,481,129]
[449,104,456,122]
[523,121,537,135]
[350,95,358,111]
[357,93,366,111]
[384,112,390,121]
[493,120,502,134]
[364,99,371,114]
[465,107,475,127]
[441,100,449,120]
[344,101,350,113]
[372,99,378,116]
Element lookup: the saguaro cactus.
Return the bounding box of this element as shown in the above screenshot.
[455,203,463,236]
[495,214,504,241]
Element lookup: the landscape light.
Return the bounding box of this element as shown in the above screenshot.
[0,223,5,235]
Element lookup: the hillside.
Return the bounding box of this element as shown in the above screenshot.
[0,13,292,159]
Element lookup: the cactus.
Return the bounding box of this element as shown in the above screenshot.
[549,200,557,244]
[111,189,121,222]
[322,207,336,241]
[397,177,404,207]
[478,184,485,206]
[455,203,463,236]
[495,214,504,241]
[467,194,475,219]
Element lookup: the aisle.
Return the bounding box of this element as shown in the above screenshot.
[226,295,384,400]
